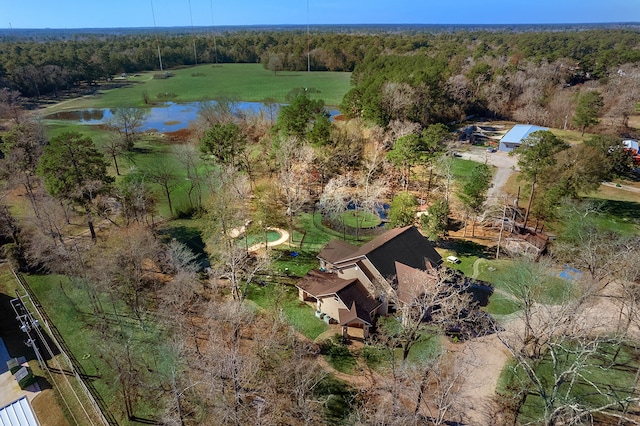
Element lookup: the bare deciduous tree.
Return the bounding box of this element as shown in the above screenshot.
[274,137,314,240]
[495,259,640,425]
[107,107,146,150]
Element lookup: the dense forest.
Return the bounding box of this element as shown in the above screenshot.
[1,27,640,135]
[1,24,640,425]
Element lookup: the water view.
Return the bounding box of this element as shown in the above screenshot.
[44,101,341,133]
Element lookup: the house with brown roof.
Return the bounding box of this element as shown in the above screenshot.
[297,270,381,338]
[296,226,443,338]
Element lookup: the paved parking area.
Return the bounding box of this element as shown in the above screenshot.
[0,338,40,408]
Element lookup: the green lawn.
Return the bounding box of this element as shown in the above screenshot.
[451,158,484,179]
[320,340,358,374]
[580,197,640,236]
[41,124,202,220]
[294,212,375,252]
[246,283,328,340]
[341,210,381,228]
[46,64,351,110]
[377,317,442,366]
[498,342,640,425]
[24,274,172,425]
[483,291,521,316]
[270,249,319,278]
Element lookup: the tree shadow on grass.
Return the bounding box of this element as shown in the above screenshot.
[589,198,640,220]
[439,239,495,258]
[157,225,210,270]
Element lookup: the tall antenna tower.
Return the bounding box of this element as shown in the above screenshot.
[307,0,310,72]
[188,0,198,65]
[150,0,164,71]
[209,0,219,65]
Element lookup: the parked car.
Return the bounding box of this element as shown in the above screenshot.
[487,147,497,153]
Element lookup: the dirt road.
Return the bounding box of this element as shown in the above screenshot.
[460,147,519,204]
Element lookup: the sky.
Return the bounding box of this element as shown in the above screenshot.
[1,0,638,29]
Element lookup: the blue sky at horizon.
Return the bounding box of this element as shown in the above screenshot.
[1,0,638,29]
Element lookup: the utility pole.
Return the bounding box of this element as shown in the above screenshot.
[307,0,310,72]
[188,0,198,66]
[150,0,164,72]
[496,201,507,259]
[11,295,45,369]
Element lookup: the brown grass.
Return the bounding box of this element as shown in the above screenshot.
[588,184,640,203]
[31,389,71,426]
[627,114,640,130]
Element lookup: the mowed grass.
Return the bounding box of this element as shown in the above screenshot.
[498,342,640,425]
[47,63,352,110]
[246,283,328,340]
[43,122,201,219]
[25,273,172,425]
[341,210,381,228]
[270,248,319,278]
[451,158,482,179]
[293,212,375,252]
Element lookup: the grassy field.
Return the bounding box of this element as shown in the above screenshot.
[497,342,640,425]
[293,212,376,252]
[25,273,173,425]
[44,64,351,111]
[451,158,483,179]
[42,121,203,220]
[341,210,381,228]
[270,248,319,277]
[246,283,328,340]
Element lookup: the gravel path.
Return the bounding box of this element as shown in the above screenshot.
[601,181,640,194]
[460,147,519,204]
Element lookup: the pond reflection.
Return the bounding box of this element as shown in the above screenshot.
[45,101,340,133]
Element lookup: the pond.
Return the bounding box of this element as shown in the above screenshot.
[44,101,341,133]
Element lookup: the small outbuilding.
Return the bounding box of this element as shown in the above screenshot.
[499,124,548,152]
[0,397,40,426]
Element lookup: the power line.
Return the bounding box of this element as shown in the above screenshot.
[210,0,219,65]
[188,0,198,65]
[150,0,164,72]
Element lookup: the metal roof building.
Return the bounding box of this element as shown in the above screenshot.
[0,397,40,426]
[499,124,548,152]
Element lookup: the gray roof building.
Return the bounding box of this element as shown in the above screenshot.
[499,124,548,152]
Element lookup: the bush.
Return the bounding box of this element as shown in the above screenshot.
[320,338,357,373]
[361,345,388,370]
[157,92,177,100]
[153,72,174,79]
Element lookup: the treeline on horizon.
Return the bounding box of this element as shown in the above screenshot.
[1,26,640,131]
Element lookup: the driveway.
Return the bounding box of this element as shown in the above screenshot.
[459,147,519,204]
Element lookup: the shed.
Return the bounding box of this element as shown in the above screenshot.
[0,397,40,426]
[499,124,548,152]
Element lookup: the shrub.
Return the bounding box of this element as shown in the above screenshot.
[320,338,357,373]
[157,92,177,100]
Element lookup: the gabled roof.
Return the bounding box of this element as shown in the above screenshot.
[500,124,548,144]
[341,226,442,279]
[336,281,381,325]
[296,271,381,325]
[395,261,438,305]
[296,270,356,297]
[338,301,377,326]
[318,240,359,264]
